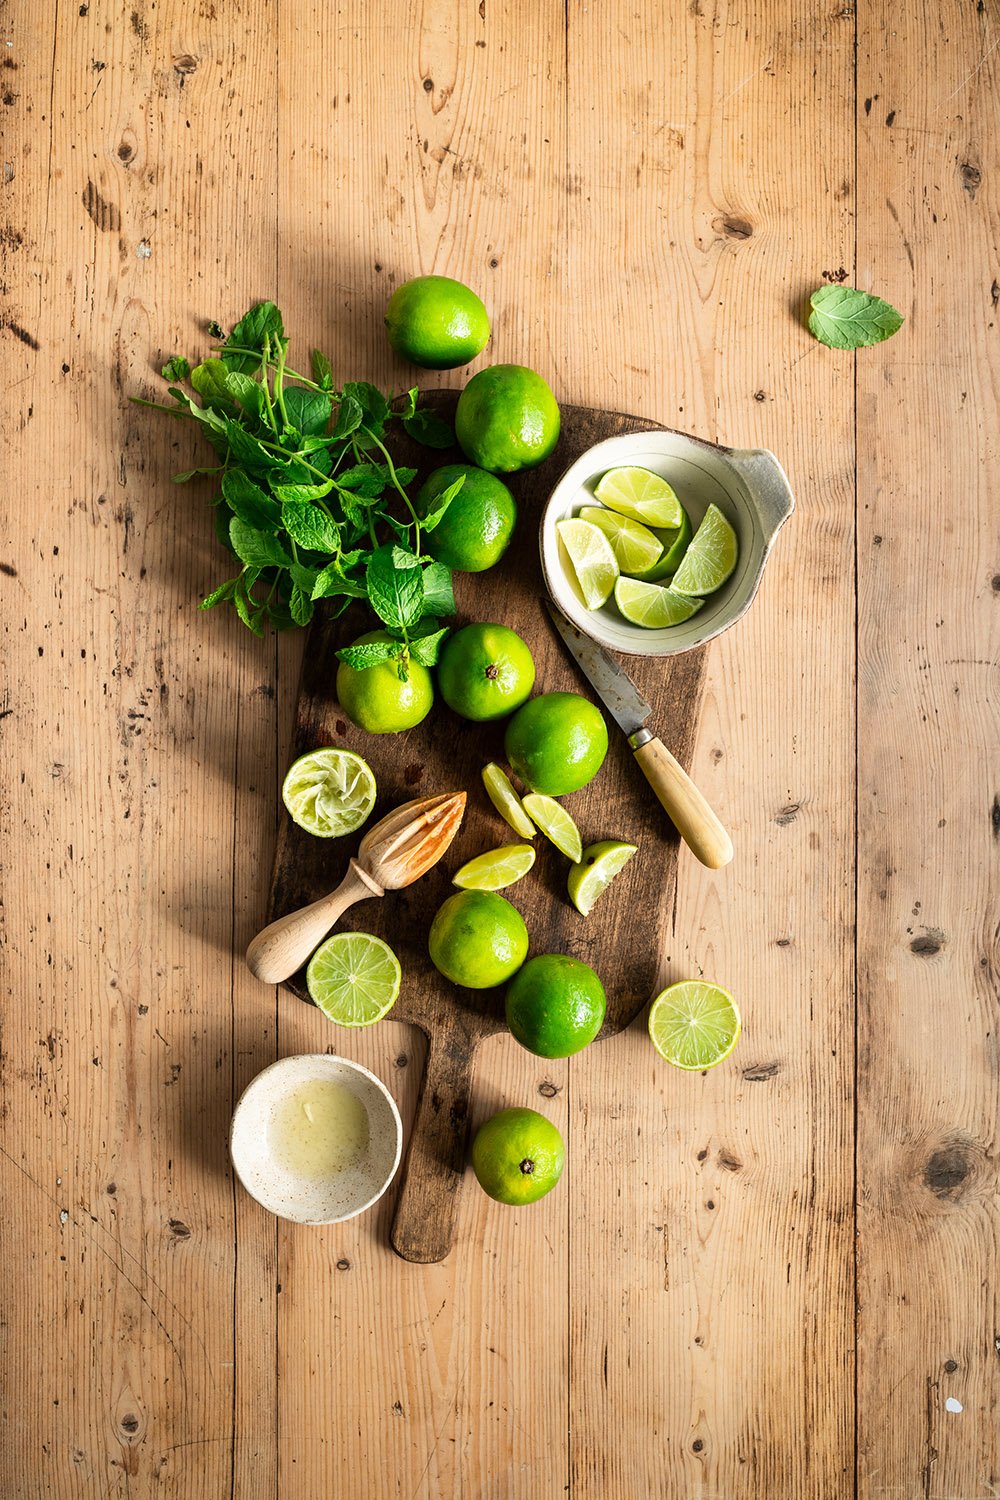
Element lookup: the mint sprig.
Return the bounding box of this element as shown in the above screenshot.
[134,302,460,651]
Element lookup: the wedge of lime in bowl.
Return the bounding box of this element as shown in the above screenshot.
[282,748,377,838]
[482,762,536,839]
[631,506,693,581]
[647,981,741,1070]
[453,843,536,891]
[556,518,619,610]
[578,506,664,576]
[522,793,583,863]
[669,503,739,596]
[614,576,705,628]
[306,932,401,1026]
[593,466,683,529]
[567,839,637,915]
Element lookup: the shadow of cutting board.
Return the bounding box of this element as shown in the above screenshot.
[266,392,708,1262]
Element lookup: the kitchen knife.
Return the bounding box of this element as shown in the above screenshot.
[545,600,733,869]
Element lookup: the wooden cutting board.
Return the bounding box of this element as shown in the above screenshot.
[266,392,708,1262]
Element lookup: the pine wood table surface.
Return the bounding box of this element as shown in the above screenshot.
[2,2,998,1496]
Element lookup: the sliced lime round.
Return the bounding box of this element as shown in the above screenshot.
[452,843,536,891]
[647,981,741,1070]
[567,839,638,916]
[556,518,619,610]
[614,576,705,628]
[669,504,739,596]
[578,506,664,576]
[282,748,377,838]
[306,932,401,1026]
[482,762,536,840]
[521,793,583,863]
[593,466,683,529]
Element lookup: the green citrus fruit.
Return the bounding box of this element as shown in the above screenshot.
[427,889,529,989]
[306,932,401,1026]
[647,980,741,1070]
[504,692,609,796]
[567,839,637,916]
[335,630,434,734]
[437,623,535,722]
[416,464,517,572]
[471,1107,565,1205]
[384,275,490,370]
[505,954,606,1058]
[455,364,561,473]
[281,748,377,838]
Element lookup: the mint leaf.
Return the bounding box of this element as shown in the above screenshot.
[233,573,266,636]
[335,637,401,672]
[401,387,418,419]
[366,543,424,630]
[391,545,421,570]
[289,584,315,626]
[224,420,283,472]
[311,560,368,602]
[408,627,449,666]
[281,501,340,552]
[200,577,239,609]
[331,395,364,441]
[312,349,334,391]
[230,517,292,569]
[343,381,390,434]
[272,480,334,504]
[403,407,454,448]
[161,355,191,381]
[421,560,456,616]
[172,466,222,483]
[420,473,465,532]
[283,386,332,436]
[808,285,904,350]
[222,302,285,373]
[223,471,281,529]
[225,371,266,426]
[191,359,240,416]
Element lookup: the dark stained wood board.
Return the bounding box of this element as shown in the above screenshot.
[266,392,708,1262]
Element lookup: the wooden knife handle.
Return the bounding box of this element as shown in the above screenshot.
[245,858,384,985]
[631,733,733,869]
[391,1028,478,1264]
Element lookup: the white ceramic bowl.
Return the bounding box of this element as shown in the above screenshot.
[230,1054,402,1224]
[540,428,795,657]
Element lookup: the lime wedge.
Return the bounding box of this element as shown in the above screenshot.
[306,932,401,1026]
[567,840,637,916]
[482,762,536,839]
[521,793,583,862]
[578,506,663,576]
[647,981,741,1070]
[669,504,739,596]
[614,576,705,628]
[282,748,377,839]
[631,507,693,581]
[593,466,683,529]
[556,518,619,610]
[453,843,536,891]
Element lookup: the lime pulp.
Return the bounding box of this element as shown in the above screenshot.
[282,748,377,838]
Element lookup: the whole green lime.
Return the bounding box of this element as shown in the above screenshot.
[471,1107,565,1205]
[505,954,606,1058]
[427,889,528,989]
[384,275,490,370]
[455,364,561,473]
[437,623,535,723]
[415,464,517,573]
[335,630,434,734]
[504,692,609,796]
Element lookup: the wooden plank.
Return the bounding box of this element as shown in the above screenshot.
[856,2,1000,1494]
[563,2,857,1494]
[0,2,279,1494]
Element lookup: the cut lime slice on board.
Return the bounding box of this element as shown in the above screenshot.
[306,932,402,1026]
[453,843,536,891]
[578,506,664,576]
[482,762,536,839]
[282,748,377,838]
[567,840,638,916]
[593,466,684,529]
[522,793,583,863]
[614,576,705,628]
[669,504,739,596]
[556,518,619,609]
[647,981,741,1070]
[632,507,693,581]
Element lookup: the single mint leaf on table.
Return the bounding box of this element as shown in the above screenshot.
[408,627,449,666]
[161,355,191,381]
[403,406,455,448]
[229,517,293,569]
[808,285,904,349]
[366,542,424,630]
[282,385,332,436]
[421,559,456,616]
[172,466,222,483]
[335,638,401,671]
[223,471,282,530]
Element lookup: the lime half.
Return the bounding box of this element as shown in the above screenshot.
[633,507,693,581]
[556,518,619,609]
[482,762,536,839]
[578,506,663,576]
[594,466,683,529]
[453,843,536,891]
[647,981,741,1070]
[522,793,583,863]
[567,839,637,916]
[669,504,739,596]
[282,748,377,839]
[306,932,401,1026]
[614,576,705,628]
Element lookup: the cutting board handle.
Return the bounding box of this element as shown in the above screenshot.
[391,1028,478,1264]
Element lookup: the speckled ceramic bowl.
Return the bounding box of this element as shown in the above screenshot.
[229,1054,402,1225]
[540,428,795,657]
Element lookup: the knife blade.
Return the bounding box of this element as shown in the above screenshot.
[544,599,733,869]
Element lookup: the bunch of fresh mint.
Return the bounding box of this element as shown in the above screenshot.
[135,301,466,675]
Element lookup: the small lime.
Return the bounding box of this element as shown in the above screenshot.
[471,1107,565,1205]
[335,630,433,734]
[281,748,377,838]
[504,692,608,796]
[505,954,606,1058]
[384,275,490,370]
[455,364,561,473]
[427,889,529,989]
[416,464,517,573]
[437,623,535,722]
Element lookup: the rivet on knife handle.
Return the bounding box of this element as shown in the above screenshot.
[628,728,733,869]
